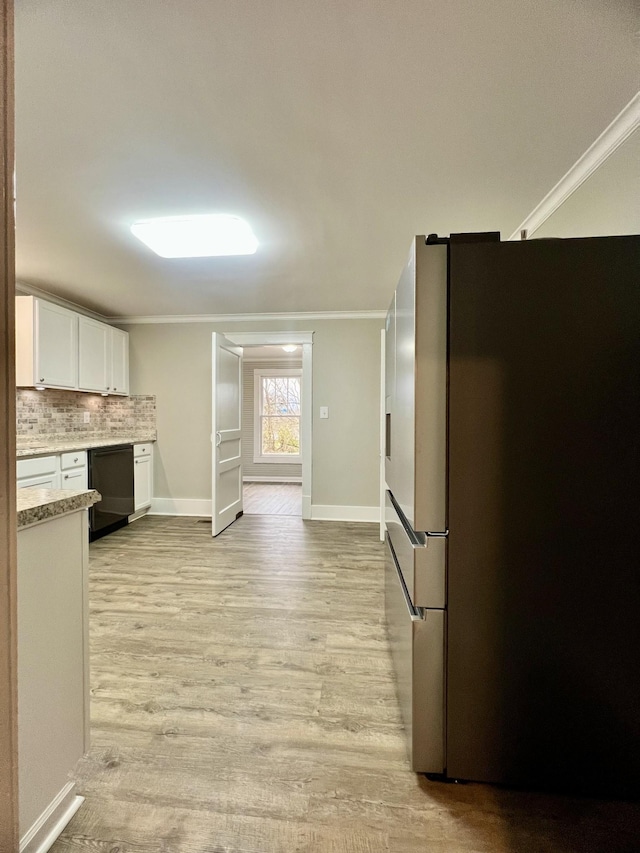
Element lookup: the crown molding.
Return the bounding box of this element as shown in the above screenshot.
[106,310,386,324]
[508,90,640,241]
[15,283,386,326]
[15,281,110,322]
[242,356,303,363]
[228,332,313,345]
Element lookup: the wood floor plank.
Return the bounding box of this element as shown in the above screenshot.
[243,482,302,516]
[48,514,640,853]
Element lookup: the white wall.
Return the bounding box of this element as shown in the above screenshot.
[124,317,384,517]
[535,128,639,239]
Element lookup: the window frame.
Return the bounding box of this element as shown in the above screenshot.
[253,368,302,464]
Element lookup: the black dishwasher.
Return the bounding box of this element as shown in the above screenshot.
[88,444,135,541]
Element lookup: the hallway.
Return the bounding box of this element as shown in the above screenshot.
[51,515,640,852]
[243,482,302,516]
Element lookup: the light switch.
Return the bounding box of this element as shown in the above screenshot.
[83,411,90,424]
[320,406,329,419]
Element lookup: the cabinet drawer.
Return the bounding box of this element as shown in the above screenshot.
[60,451,87,470]
[134,443,152,458]
[61,468,88,490]
[17,455,58,479]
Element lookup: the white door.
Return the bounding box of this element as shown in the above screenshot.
[211,333,243,536]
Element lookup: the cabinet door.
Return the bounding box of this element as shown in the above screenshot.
[17,473,60,489]
[134,455,152,511]
[110,328,129,395]
[78,317,110,393]
[35,300,78,388]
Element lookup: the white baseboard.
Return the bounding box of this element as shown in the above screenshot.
[149,498,211,517]
[243,476,302,483]
[149,497,378,523]
[128,507,150,523]
[310,504,380,523]
[21,782,84,853]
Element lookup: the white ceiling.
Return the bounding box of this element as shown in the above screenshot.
[14,0,639,318]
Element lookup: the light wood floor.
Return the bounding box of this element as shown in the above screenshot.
[243,482,302,516]
[50,515,640,853]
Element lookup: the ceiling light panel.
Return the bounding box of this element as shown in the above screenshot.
[130,214,258,258]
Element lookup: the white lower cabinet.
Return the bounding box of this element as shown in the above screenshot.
[18,508,89,851]
[17,452,87,491]
[60,451,88,491]
[17,473,59,489]
[16,455,60,490]
[133,443,153,513]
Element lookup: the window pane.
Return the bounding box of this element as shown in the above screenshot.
[262,376,300,416]
[261,416,300,455]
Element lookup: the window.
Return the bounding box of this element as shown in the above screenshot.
[254,369,302,463]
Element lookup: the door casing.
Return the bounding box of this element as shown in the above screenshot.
[224,332,313,520]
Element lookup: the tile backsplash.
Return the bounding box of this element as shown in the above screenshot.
[16,390,157,442]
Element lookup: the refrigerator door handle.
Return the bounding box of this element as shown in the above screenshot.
[387,490,448,543]
[386,533,424,622]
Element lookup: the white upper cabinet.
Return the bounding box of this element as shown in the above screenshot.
[110,327,129,396]
[78,316,110,393]
[78,317,129,395]
[16,296,78,389]
[16,296,129,395]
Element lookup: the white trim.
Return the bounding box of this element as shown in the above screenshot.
[106,311,386,325]
[15,281,109,323]
[148,497,377,522]
[253,368,302,464]
[228,331,314,345]
[149,497,212,517]
[20,782,84,853]
[229,331,313,521]
[242,355,302,363]
[128,507,150,523]
[243,476,302,483]
[300,343,312,520]
[310,504,380,523]
[508,91,640,240]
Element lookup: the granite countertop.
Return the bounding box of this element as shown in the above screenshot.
[16,434,156,458]
[17,488,102,529]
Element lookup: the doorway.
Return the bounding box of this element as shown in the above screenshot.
[214,331,313,524]
[241,345,302,517]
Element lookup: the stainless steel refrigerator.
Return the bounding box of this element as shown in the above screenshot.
[383,232,640,795]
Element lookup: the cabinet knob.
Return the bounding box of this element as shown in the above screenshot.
[135,460,139,464]
[114,387,117,390]
[39,377,44,382]
[74,457,78,462]
[64,474,69,480]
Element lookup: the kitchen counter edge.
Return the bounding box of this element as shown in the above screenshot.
[17,488,102,529]
[16,435,157,458]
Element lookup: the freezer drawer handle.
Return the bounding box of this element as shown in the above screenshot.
[386,533,424,622]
